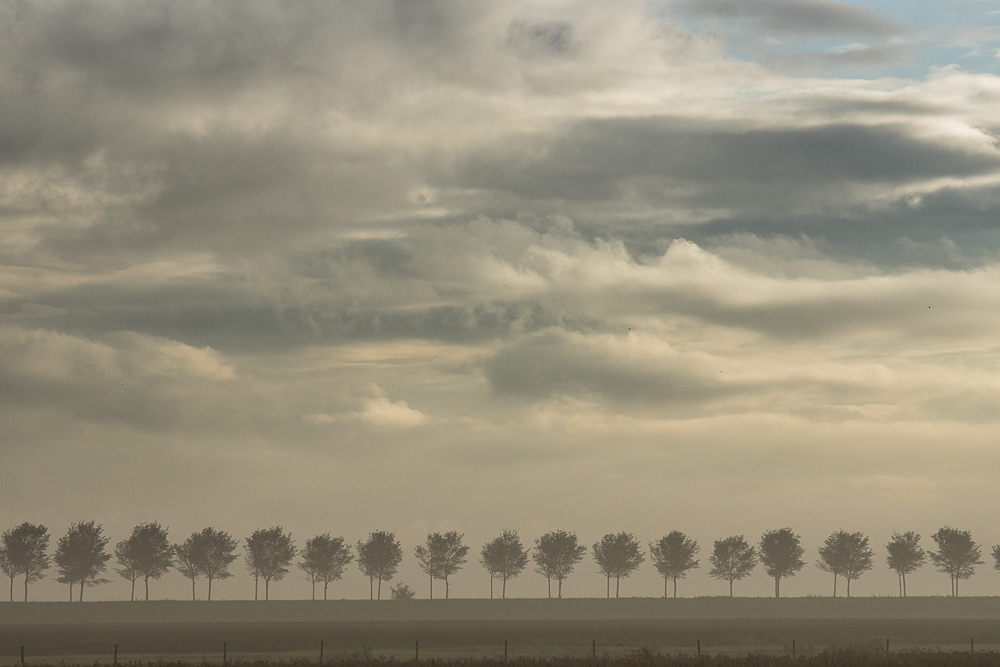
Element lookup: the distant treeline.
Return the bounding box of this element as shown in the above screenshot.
[0,523,993,602]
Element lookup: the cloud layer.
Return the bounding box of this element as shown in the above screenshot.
[2,0,1000,600]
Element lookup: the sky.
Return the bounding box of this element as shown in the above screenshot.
[1,0,1000,602]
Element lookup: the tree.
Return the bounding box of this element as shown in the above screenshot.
[54,521,111,601]
[414,531,470,599]
[992,544,1000,582]
[885,531,925,597]
[0,523,50,602]
[929,526,982,596]
[114,523,173,601]
[816,531,873,597]
[356,531,403,600]
[708,536,756,597]
[176,527,239,601]
[592,532,645,598]
[299,533,354,601]
[244,526,296,601]
[479,530,529,599]
[649,531,700,598]
[533,530,587,598]
[173,538,201,601]
[759,528,805,598]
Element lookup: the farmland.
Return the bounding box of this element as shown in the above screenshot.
[2,598,1000,664]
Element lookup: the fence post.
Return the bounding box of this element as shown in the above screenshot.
[792,640,795,659]
[697,639,701,657]
[415,640,419,660]
[20,645,24,667]
[114,644,118,666]
[592,640,596,658]
[224,642,227,666]
[504,640,508,661]
[885,638,889,654]
[320,640,324,665]
[971,638,975,653]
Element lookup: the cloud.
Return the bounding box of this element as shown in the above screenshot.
[670,0,904,38]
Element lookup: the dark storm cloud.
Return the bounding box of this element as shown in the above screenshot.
[671,0,904,37]
[458,118,1000,205]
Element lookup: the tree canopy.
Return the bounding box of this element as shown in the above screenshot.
[114,522,173,601]
[885,531,925,597]
[929,526,982,596]
[299,533,353,601]
[708,535,756,597]
[817,530,873,597]
[54,521,111,602]
[649,531,700,598]
[479,529,529,599]
[591,532,645,598]
[759,528,805,598]
[414,531,469,599]
[356,531,403,600]
[533,529,587,599]
[0,523,50,602]
[244,526,296,601]
[175,527,239,601]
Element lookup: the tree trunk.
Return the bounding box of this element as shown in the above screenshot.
[254,577,259,601]
[23,573,29,602]
[191,578,196,601]
[606,576,610,599]
[369,576,373,600]
[847,577,851,598]
[265,579,270,601]
[902,573,906,597]
[774,577,779,599]
[616,576,620,599]
[547,577,551,599]
[324,581,329,601]
[445,575,449,599]
[558,578,563,599]
[208,576,213,601]
[377,577,382,600]
[833,574,837,597]
[145,576,150,601]
[673,577,678,599]
[8,575,12,602]
[955,576,959,597]
[489,576,493,600]
[502,575,507,600]
[69,582,73,602]
[79,582,84,602]
[130,579,135,602]
[429,574,433,600]
[729,579,733,597]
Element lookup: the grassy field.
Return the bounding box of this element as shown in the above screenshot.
[1,618,998,663]
[3,597,1000,625]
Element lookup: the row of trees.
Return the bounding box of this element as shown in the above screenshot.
[0,522,989,602]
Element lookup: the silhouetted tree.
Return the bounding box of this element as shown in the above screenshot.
[759,528,805,598]
[0,523,50,602]
[176,527,239,601]
[929,526,982,596]
[114,523,173,601]
[479,530,529,599]
[299,533,354,601]
[174,538,201,601]
[356,531,403,600]
[991,544,1000,581]
[414,531,469,599]
[592,532,644,598]
[244,527,296,601]
[533,530,586,598]
[54,521,111,601]
[708,535,756,597]
[817,531,873,597]
[885,531,925,597]
[649,531,699,598]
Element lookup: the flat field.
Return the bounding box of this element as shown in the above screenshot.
[2,599,1000,664]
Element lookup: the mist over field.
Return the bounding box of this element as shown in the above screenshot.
[2,0,1000,606]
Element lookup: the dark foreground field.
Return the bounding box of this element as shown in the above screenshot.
[1,618,999,663]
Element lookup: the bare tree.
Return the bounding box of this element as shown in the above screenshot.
[114,523,173,601]
[817,531,873,597]
[533,530,586,599]
[54,521,111,601]
[929,526,982,596]
[479,530,529,599]
[592,532,644,598]
[356,531,403,600]
[708,536,756,597]
[0,523,50,602]
[299,533,354,600]
[759,528,805,598]
[885,531,925,597]
[244,526,296,601]
[649,531,699,598]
